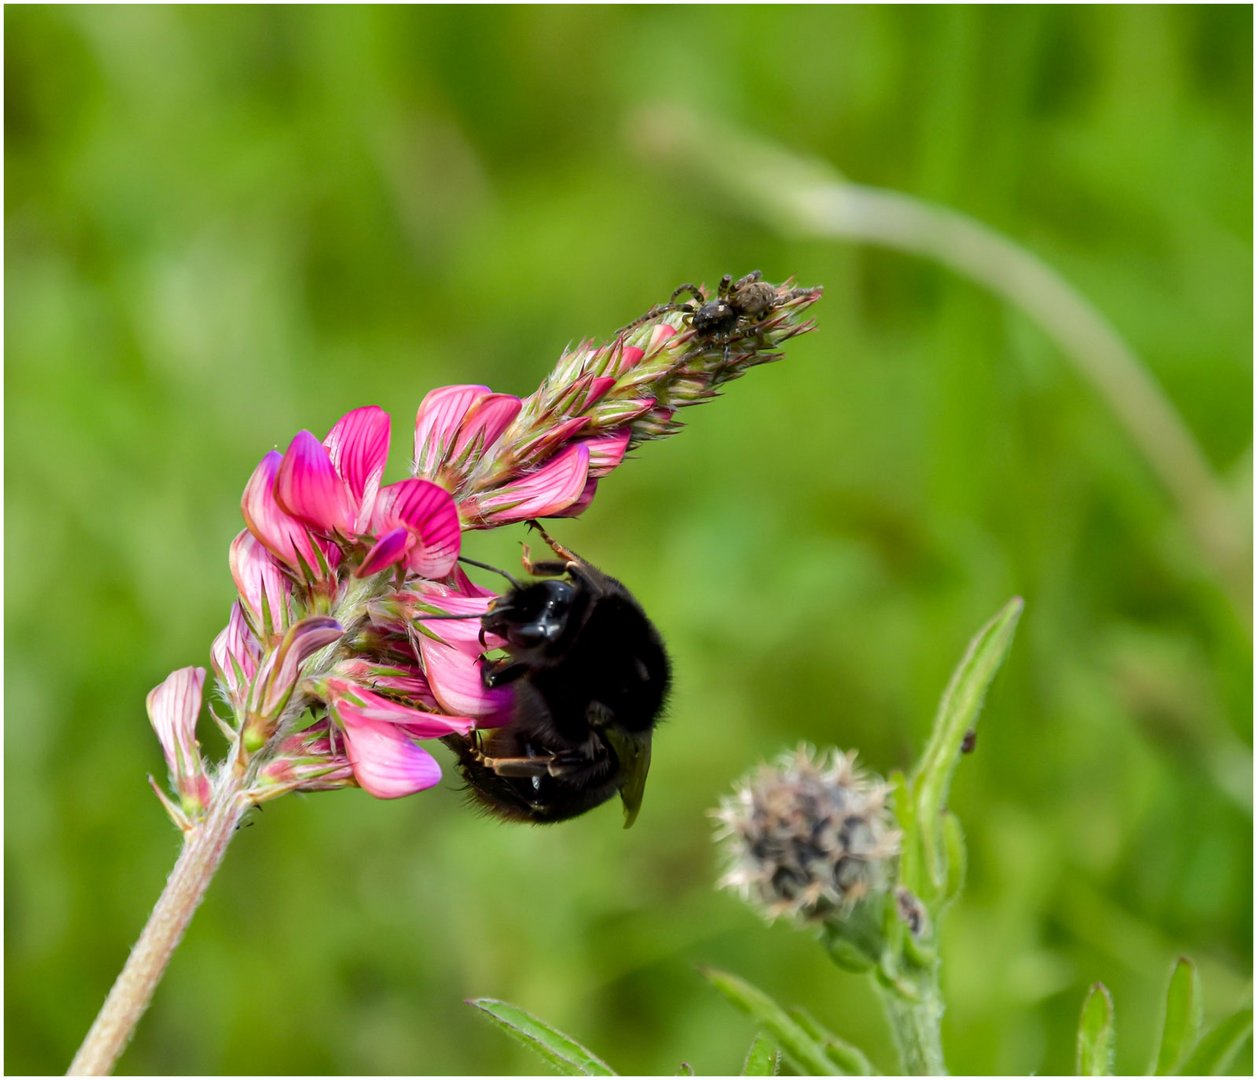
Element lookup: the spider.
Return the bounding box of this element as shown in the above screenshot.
[616,270,803,353]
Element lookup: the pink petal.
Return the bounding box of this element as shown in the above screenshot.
[413,384,491,478]
[373,479,462,579]
[616,344,645,373]
[548,477,599,519]
[257,616,344,719]
[339,712,442,799]
[147,667,212,810]
[241,452,330,578]
[451,393,523,460]
[324,678,474,736]
[275,430,356,535]
[323,406,390,531]
[211,603,261,706]
[358,526,412,577]
[583,375,617,408]
[582,428,631,478]
[418,634,513,720]
[229,530,292,634]
[463,443,591,525]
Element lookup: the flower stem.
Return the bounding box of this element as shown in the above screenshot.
[875,976,947,1075]
[67,771,247,1075]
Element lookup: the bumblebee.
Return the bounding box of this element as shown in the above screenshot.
[441,525,670,827]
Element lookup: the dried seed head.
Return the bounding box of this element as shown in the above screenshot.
[713,746,900,925]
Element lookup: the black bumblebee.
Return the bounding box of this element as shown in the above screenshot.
[440,525,670,827]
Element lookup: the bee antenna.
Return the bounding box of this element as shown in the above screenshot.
[458,555,522,589]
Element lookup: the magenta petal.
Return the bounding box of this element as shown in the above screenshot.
[358,527,412,577]
[276,431,356,535]
[339,713,442,799]
[465,443,591,525]
[419,635,513,719]
[413,384,491,478]
[548,477,599,519]
[241,452,328,578]
[211,603,261,705]
[452,393,523,459]
[323,406,390,530]
[229,530,292,633]
[581,428,631,478]
[584,376,617,408]
[374,478,462,579]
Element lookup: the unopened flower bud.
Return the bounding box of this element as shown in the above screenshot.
[713,746,900,926]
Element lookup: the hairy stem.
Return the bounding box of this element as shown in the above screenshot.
[67,772,247,1075]
[876,976,948,1076]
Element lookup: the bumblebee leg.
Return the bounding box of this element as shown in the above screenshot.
[525,521,580,564]
[481,658,531,688]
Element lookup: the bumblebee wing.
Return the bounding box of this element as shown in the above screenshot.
[602,726,652,829]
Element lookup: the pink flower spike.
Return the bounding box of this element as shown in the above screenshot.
[241,452,330,580]
[229,530,292,635]
[339,712,443,799]
[357,526,411,578]
[463,443,591,525]
[146,666,212,816]
[371,478,462,579]
[275,430,356,536]
[323,406,390,532]
[413,384,491,478]
[582,428,632,478]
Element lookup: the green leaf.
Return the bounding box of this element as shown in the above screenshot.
[1076,982,1116,1076]
[700,967,844,1075]
[742,1031,780,1075]
[466,998,616,1076]
[1179,1008,1252,1076]
[910,597,1023,897]
[788,1006,877,1075]
[1153,957,1203,1074]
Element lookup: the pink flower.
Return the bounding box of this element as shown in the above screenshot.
[147,667,212,824]
[319,676,477,799]
[245,406,462,581]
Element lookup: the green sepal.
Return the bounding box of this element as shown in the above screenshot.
[1076,982,1116,1076]
[741,1031,780,1076]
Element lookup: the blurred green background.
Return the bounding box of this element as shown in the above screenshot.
[6,5,1251,1075]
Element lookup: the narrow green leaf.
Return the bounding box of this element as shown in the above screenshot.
[700,967,843,1075]
[742,1031,780,1076]
[911,597,1023,894]
[1153,957,1203,1074]
[788,1006,877,1075]
[467,998,616,1076]
[1076,982,1116,1076]
[1179,1008,1252,1076]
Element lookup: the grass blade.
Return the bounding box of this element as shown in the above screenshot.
[700,967,846,1075]
[467,998,616,1076]
[1179,1009,1253,1076]
[1153,957,1203,1074]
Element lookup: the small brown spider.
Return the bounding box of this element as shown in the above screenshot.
[617,270,810,356]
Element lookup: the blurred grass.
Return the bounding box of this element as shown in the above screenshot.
[5,5,1252,1075]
